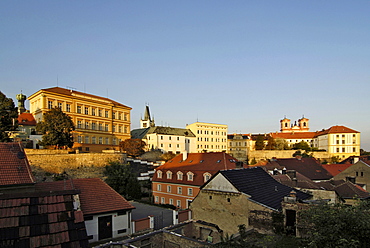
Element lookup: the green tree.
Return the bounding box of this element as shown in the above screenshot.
[255,135,265,150]
[0,91,18,142]
[104,161,142,200]
[275,138,290,150]
[300,202,370,248]
[266,136,276,150]
[36,107,75,148]
[119,138,146,157]
[292,141,311,152]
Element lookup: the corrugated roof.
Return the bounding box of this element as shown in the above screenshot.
[153,152,239,186]
[30,87,132,109]
[219,167,311,211]
[36,178,135,215]
[0,142,35,186]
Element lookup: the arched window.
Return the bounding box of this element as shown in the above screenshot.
[177,171,183,180]
[157,170,162,179]
[203,173,212,182]
[187,172,194,181]
[166,171,172,179]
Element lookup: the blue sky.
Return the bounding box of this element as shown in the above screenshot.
[1,1,370,149]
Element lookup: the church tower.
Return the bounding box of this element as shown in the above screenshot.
[280,117,291,132]
[140,105,155,128]
[16,93,27,114]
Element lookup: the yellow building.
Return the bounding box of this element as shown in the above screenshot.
[28,87,131,152]
[313,125,360,159]
[186,122,228,153]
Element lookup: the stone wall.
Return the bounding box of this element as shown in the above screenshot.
[248,150,331,163]
[24,149,126,173]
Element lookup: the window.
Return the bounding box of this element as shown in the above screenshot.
[92,108,95,116]
[113,125,116,132]
[84,136,89,144]
[177,137,180,141]
[353,147,356,152]
[105,137,109,144]
[99,137,102,144]
[92,136,96,144]
[98,109,102,117]
[336,148,340,153]
[113,138,117,145]
[124,126,128,133]
[77,120,82,129]
[99,123,103,131]
[105,110,109,118]
[167,186,171,193]
[161,197,165,204]
[112,112,116,119]
[187,172,194,181]
[124,113,128,121]
[176,200,181,207]
[161,136,163,140]
[188,188,193,196]
[105,124,109,132]
[177,187,182,194]
[84,107,89,115]
[58,102,62,109]
[48,100,53,109]
[85,121,89,129]
[203,173,211,182]
[77,105,82,114]
[77,136,82,143]
[342,140,345,144]
[342,148,345,152]
[66,103,71,112]
[177,172,183,180]
[157,184,161,191]
[157,171,162,178]
[166,171,172,179]
[155,196,159,203]
[92,122,96,130]
[169,199,173,205]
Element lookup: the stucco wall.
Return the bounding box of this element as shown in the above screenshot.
[24,149,126,173]
[248,150,331,163]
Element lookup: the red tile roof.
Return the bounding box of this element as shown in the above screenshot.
[0,142,35,186]
[315,125,359,136]
[36,178,135,215]
[17,113,36,126]
[33,87,131,109]
[270,132,317,139]
[153,152,240,186]
[320,163,353,177]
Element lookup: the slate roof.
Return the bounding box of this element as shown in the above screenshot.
[153,152,239,186]
[17,113,36,126]
[218,167,312,211]
[273,172,320,189]
[0,142,35,186]
[30,87,131,109]
[131,126,195,139]
[0,189,89,247]
[321,163,353,176]
[262,157,332,180]
[35,178,135,216]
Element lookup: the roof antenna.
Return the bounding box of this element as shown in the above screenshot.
[57,75,59,87]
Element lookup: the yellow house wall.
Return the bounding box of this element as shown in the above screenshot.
[334,161,370,191]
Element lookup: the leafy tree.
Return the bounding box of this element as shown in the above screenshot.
[360,149,370,155]
[36,107,75,148]
[255,135,265,150]
[292,150,312,158]
[292,141,311,152]
[104,161,142,200]
[0,91,18,142]
[299,201,370,248]
[275,138,290,150]
[266,136,276,150]
[161,152,176,161]
[119,138,146,157]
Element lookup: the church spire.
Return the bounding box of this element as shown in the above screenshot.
[140,105,155,128]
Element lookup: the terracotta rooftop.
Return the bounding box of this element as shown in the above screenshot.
[316,179,370,200]
[153,152,240,186]
[315,125,359,136]
[273,171,320,189]
[0,189,89,247]
[17,113,36,126]
[321,163,353,177]
[270,132,317,139]
[0,142,35,186]
[30,87,132,109]
[35,178,135,216]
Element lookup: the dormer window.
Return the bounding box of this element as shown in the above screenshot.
[187,172,194,181]
[203,173,212,182]
[166,171,172,179]
[177,171,183,180]
[157,170,162,179]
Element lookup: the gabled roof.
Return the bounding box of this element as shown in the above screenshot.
[315,125,359,136]
[29,87,131,109]
[131,126,195,139]
[35,178,135,215]
[321,163,353,177]
[0,189,88,247]
[261,157,332,180]
[316,179,370,200]
[273,171,320,189]
[0,142,35,186]
[270,132,317,139]
[217,167,311,211]
[17,113,36,126]
[153,152,239,186]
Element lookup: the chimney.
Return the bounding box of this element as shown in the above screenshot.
[182,151,188,161]
[282,167,287,175]
[287,170,296,180]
